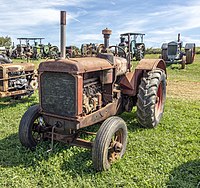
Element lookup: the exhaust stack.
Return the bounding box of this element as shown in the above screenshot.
[60,11,66,58]
[102,28,112,49]
[178,33,180,42]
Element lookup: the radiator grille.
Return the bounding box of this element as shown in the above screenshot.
[168,44,177,56]
[41,72,76,117]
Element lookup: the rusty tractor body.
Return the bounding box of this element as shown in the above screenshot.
[19,11,167,171]
[118,33,145,61]
[161,34,195,69]
[0,57,37,98]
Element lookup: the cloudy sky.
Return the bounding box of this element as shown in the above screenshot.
[0,0,200,48]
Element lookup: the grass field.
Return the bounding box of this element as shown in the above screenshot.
[0,55,199,188]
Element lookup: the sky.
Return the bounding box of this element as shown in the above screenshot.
[0,0,200,49]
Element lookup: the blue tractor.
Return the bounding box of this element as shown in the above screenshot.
[160,34,195,69]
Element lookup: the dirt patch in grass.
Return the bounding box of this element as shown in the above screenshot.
[167,80,200,100]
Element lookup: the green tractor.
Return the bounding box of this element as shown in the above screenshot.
[118,33,145,61]
[42,44,59,59]
[32,42,43,60]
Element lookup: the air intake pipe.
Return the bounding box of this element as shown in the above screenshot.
[102,28,112,49]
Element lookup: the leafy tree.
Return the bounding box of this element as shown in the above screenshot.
[0,36,12,47]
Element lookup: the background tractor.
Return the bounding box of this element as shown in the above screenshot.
[160,34,195,69]
[19,11,167,171]
[11,38,45,60]
[11,38,60,60]
[0,54,12,64]
[66,45,80,58]
[118,32,145,61]
[0,54,37,99]
[42,44,59,59]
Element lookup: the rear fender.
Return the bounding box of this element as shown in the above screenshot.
[135,58,167,93]
[120,59,166,96]
[185,43,195,50]
[136,59,166,75]
[161,43,168,50]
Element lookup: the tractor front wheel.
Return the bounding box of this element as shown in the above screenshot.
[136,69,166,128]
[92,116,127,171]
[161,49,168,61]
[181,56,186,69]
[19,105,45,149]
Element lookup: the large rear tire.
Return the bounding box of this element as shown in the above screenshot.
[19,105,44,149]
[136,69,166,128]
[92,116,127,171]
[186,48,195,64]
[135,50,143,61]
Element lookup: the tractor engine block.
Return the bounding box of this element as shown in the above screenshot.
[82,78,102,115]
[8,71,28,90]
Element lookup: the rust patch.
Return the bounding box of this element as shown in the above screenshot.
[39,57,113,74]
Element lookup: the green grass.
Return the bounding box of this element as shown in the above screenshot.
[12,58,42,68]
[145,54,200,82]
[0,55,200,187]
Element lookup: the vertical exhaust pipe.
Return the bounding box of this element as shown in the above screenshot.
[60,11,66,58]
[177,33,181,49]
[178,33,180,42]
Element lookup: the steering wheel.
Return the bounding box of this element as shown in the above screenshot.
[108,45,126,58]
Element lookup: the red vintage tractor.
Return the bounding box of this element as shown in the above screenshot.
[19,11,167,171]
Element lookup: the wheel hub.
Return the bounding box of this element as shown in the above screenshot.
[114,142,123,152]
[156,96,160,103]
[155,83,163,118]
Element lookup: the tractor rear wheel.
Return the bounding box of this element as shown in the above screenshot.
[19,105,44,150]
[135,44,145,61]
[135,50,143,61]
[136,49,144,61]
[186,48,195,64]
[136,69,166,128]
[92,116,127,171]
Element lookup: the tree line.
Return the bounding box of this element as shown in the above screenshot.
[0,36,12,47]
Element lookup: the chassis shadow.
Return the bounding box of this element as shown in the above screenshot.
[0,133,56,168]
[120,111,145,132]
[0,132,94,174]
[167,160,200,187]
[0,94,38,109]
[166,63,185,70]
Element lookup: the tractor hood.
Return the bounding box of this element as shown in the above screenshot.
[0,63,35,72]
[39,57,114,74]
